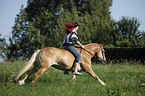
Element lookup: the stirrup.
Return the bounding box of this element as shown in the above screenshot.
[73,72,82,75]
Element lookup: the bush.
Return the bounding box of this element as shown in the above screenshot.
[104,47,145,64]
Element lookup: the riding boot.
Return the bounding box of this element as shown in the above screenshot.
[72,63,82,75]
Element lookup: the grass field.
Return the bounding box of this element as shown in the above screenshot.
[0,61,145,96]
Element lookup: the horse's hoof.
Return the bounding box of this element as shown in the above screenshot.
[19,80,25,85]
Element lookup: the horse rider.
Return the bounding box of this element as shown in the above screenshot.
[63,22,84,75]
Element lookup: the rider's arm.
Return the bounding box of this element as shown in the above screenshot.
[76,41,84,48]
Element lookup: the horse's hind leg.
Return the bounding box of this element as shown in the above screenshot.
[22,65,38,82]
[32,67,47,83]
[27,61,39,76]
[19,62,39,85]
[72,75,76,82]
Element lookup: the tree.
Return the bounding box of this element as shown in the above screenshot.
[0,34,7,61]
[25,0,113,44]
[140,31,145,47]
[7,0,113,60]
[7,6,41,60]
[112,16,143,47]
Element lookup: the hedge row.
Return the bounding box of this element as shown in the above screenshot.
[104,47,145,63]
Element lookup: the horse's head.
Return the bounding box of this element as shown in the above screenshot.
[83,43,107,64]
[96,43,107,64]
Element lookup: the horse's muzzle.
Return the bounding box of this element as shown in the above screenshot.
[101,60,107,64]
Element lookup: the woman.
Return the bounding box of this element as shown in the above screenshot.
[63,22,84,75]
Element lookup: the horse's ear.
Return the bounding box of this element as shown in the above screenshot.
[101,43,105,46]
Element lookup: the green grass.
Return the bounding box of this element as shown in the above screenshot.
[0,61,145,96]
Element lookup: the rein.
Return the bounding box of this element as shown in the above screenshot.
[79,46,102,58]
[81,48,97,58]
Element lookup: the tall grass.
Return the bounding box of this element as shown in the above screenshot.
[0,61,145,96]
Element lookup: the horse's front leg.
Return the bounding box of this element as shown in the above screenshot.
[83,64,106,85]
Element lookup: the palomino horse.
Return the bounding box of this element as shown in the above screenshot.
[12,43,106,85]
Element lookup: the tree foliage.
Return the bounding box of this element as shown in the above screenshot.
[7,6,41,60]
[4,0,144,61]
[0,34,7,61]
[112,16,143,47]
[6,0,113,60]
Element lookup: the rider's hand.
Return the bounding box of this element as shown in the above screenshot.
[81,45,84,49]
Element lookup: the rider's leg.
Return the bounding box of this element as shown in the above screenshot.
[63,46,82,75]
[73,62,82,75]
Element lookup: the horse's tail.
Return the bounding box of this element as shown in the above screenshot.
[12,50,41,81]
